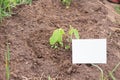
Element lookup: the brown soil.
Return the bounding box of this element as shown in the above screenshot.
[0,0,120,80]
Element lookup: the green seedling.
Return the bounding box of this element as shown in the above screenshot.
[68,25,80,39]
[109,62,120,80]
[5,43,10,80]
[61,0,72,8]
[49,28,65,48]
[65,25,79,49]
[49,25,79,49]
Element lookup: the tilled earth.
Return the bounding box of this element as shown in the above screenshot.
[0,0,120,80]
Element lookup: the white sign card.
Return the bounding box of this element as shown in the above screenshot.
[72,39,107,64]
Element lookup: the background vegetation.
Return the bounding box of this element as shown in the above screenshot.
[0,0,32,21]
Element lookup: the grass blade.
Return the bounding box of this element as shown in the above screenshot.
[5,43,10,80]
[92,64,104,80]
[109,62,120,80]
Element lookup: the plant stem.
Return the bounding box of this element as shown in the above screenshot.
[92,64,104,80]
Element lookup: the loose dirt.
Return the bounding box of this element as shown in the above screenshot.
[0,0,120,80]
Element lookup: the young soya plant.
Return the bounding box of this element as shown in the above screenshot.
[49,28,65,48]
[68,25,80,39]
[49,25,79,49]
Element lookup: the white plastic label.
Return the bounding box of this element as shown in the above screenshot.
[72,39,107,64]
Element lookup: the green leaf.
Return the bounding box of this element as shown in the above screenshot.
[68,25,80,39]
[68,25,74,36]
[49,28,65,47]
[73,29,79,39]
[0,0,32,22]
[65,45,70,49]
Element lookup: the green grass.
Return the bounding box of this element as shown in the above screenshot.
[109,62,120,80]
[0,0,32,22]
[5,43,10,80]
[92,62,120,80]
[92,64,105,80]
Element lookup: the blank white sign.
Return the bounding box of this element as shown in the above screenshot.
[72,39,107,64]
